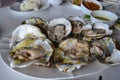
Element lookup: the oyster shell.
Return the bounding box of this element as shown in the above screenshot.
[54,38,90,72]
[10,24,46,48]
[90,37,120,64]
[68,16,86,34]
[20,0,42,11]
[114,19,120,30]
[93,23,113,35]
[106,49,120,64]
[47,18,72,42]
[104,37,120,64]
[22,17,47,31]
[9,38,54,68]
[82,23,113,41]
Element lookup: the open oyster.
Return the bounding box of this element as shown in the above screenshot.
[47,18,72,42]
[22,17,47,31]
[93,23,113,35]
[54,38,90,72]
[9,38,54,68]
[10,24,46,48]
[20,0,42,11]
[90,37,120,64]
[68,16,86,34]
[82,23,113,41]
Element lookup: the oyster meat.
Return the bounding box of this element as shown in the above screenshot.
[68,16,86,34]
[47,18,72,42]
[90,37,120,64]
[22,17,47,30]
[93,23,113,35]
[9,38,54,68]
[54,38,90,72]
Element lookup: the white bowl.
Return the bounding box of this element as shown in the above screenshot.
[81,0,103,15]
[47,0,63,6]
[10,0,50,13]
[91,10,118,26]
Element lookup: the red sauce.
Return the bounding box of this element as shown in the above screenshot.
[83,1,100,10]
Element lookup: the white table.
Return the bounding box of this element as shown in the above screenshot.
[0,1,120,80]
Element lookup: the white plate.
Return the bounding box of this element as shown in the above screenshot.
[0,37,109,80]
[67,0,82,10]
[10,0,50,13]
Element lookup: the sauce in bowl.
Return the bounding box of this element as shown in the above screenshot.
[83,1,100,10]
[93,16,110,21]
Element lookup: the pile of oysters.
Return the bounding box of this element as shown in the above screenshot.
[9,17,120,72]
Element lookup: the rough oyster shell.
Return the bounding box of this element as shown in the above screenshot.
[90,37,120,64]
[68,16,86,34]
[10,24,46,48]
[93,23,113,35]
[59,38,90,59]
[106,49,120,64]
[56,63,81,72]
[9,38,54,68]
[68,16,86,24]
[47,18,72,42]
[22,17,47,30]
[54,48,83,72]
[82,23,113,41]
[54,38,90,72]
[104,37,120,64]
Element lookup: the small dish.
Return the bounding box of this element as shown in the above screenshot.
[67,0,82,10]
[10,0,50,12]
[47,0,63,6]
[81,0,103,15]
[91,10,118,26]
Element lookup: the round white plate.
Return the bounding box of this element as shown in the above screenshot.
[0,37,109,80]
[67,0,82,10]
[10,0,50,13]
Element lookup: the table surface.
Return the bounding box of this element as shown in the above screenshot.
[0,1,120,80]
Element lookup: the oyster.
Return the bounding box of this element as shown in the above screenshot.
[106,49,120,64]
[22,17,47,31]
[82,23,113,41]
[9,38,54,68]
[54,38,90,72]
[20,0,42,11]
[104,37,120,64]
[68,16,86,34]
[90,37,120,64]
[10,24,46,48]
[93,23,113,35]
[47,18,72,42]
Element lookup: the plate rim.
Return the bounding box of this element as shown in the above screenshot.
[0,37,110,80]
